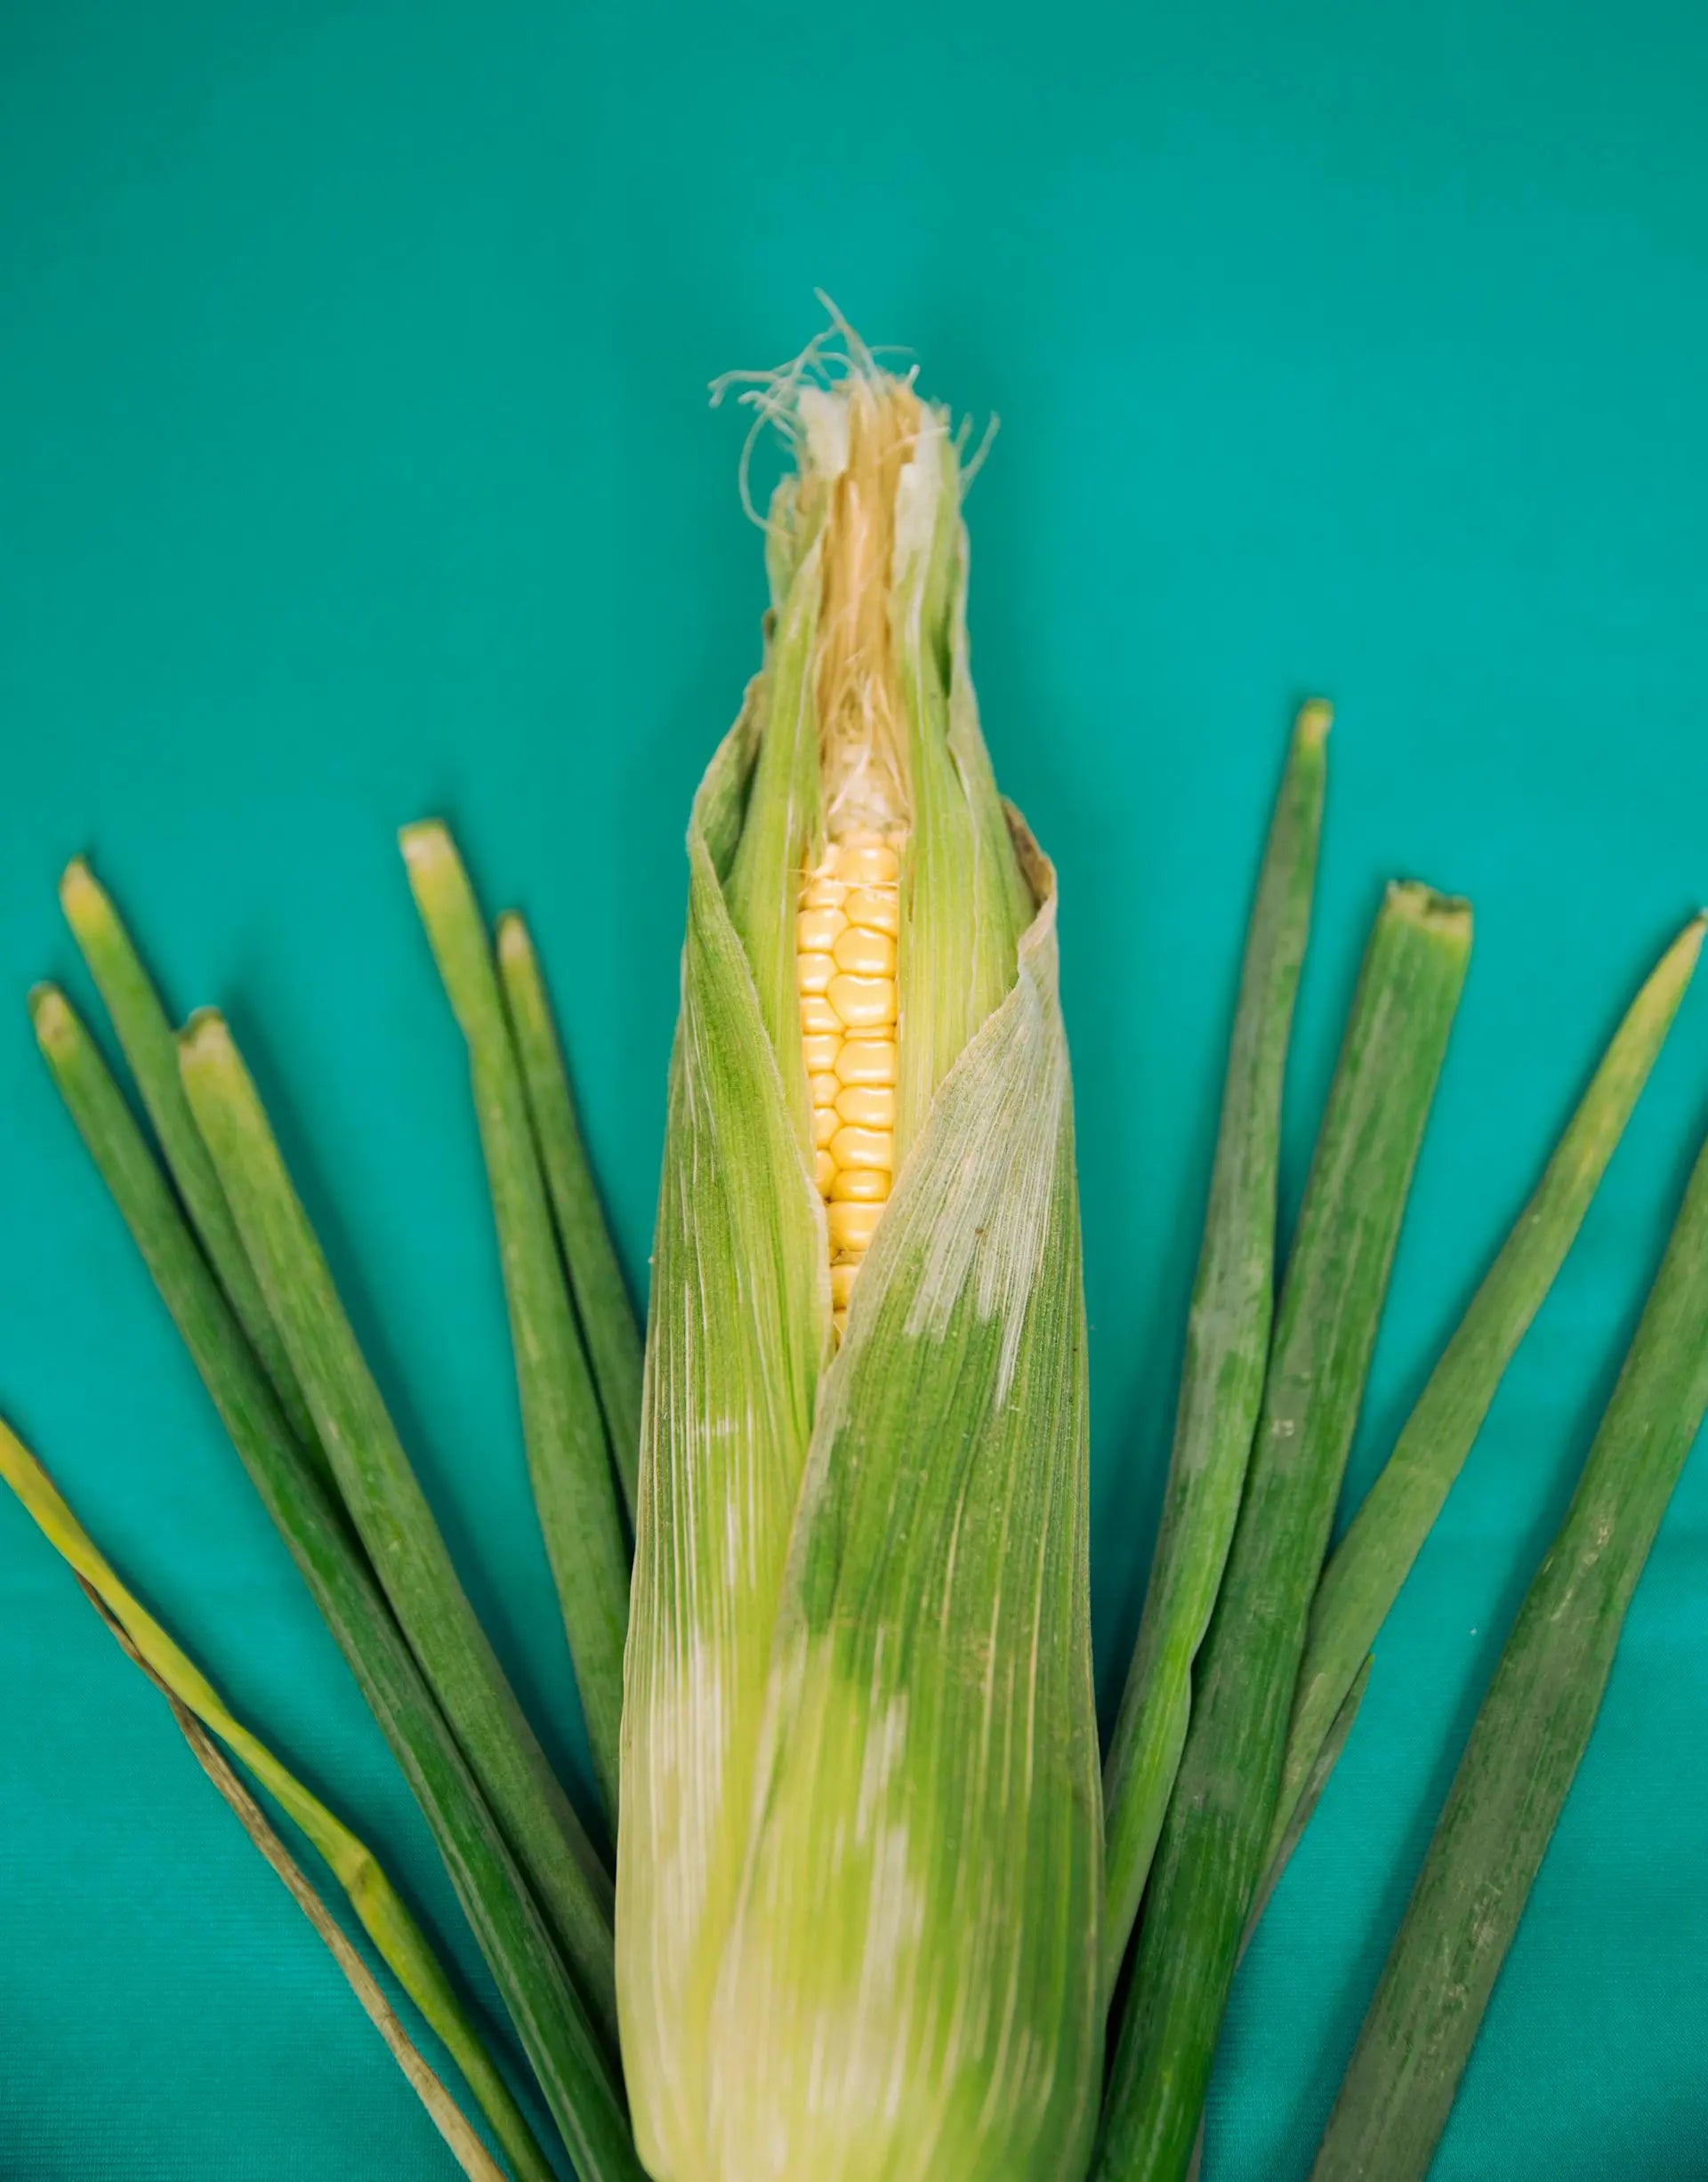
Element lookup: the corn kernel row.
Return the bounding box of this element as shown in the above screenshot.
[796,829,902,1338]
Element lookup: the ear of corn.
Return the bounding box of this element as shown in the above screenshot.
[1311,1094,1708,2182]
[619,341,1100,2182]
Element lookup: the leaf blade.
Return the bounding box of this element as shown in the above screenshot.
[1309,1101,1708,2182]
[1101,702,1328,1994]
[1095,882,1472,2182]
[402,823,631,1826]
[1269,913,1704,1872]
[497,910,644,1523]
[29,986,638,2177]
[58,858,318,1452]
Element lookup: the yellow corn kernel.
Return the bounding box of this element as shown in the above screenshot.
[833,841,900,887]
[828,1199,884,1252]
[796,952,835,996]
[844,886,899,936]
[796,906,845,954]
[832,926,896,978]
[802,875,849,909]
[826,974,896,1030]
[834,1038,897,1087]
[829,1263,858,1309]
[813,1148,835,1195]
[800,994,840,1035]
[835,1084,895,1129]
[811,1107,838,1149]
[802,1033,841,1074]
[830,1125,893,1173]
[809,1072,841,1107]
[830,1167,888,1204]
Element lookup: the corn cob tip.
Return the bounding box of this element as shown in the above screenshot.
[28,981,74,1045]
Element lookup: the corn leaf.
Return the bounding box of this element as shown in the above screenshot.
[1268,913,1704,1875]
[497,910,644,1522]
[1101,701,1328,1994]
[403,822,630,1826]
[1310,1101,1708,2182]
[0,1416,541,2182]
[57,858,317,1453]
[173,1009,622,2040]
[1244,1652,1371,1950]
[1094,881,1472,2182]
[153,1663,512,2182]
[29,988,635,2175]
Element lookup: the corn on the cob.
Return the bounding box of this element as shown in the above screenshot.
[619,331,1099,2182]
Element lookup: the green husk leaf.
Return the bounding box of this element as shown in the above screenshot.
[723,519,826,1106]
[0,1417,536,2182]
[1269,913,1704,1873]
[616,684,828,2180]
[891,411,1032,1161]
[497,909,644,1522]
[173,1007,621,2037]
[1094,881,1472,2182]
[1101,700,1329,1994]
[1310,1102,1708,2182]
[709,819,1100,2182]
[58,858,318,1453]
[28,987,636,2175]
[403,822,631,1825]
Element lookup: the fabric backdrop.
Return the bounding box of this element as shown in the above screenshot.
[3,1,1706,2176]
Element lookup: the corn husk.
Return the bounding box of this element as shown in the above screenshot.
[618,339,1100,2182]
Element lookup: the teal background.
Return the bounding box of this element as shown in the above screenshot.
[3,1,1707,2176]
